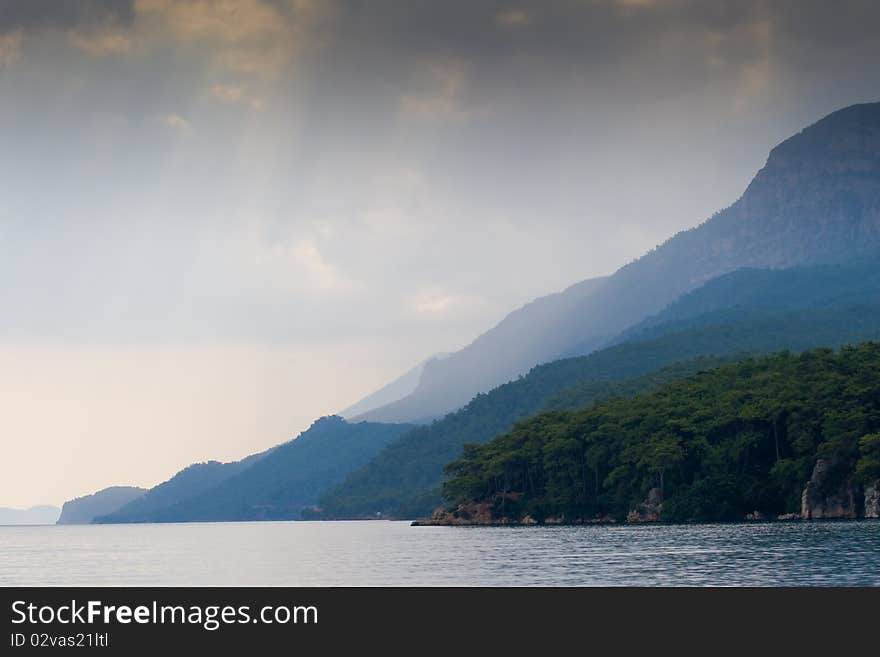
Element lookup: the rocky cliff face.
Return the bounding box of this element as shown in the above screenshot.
[800,458,859,520]
[864,483,880,518]
[422,472,880,525]
[413,502,509,526]
[413,499,620,526]
[716,102,880,271]
[626,487,664,523]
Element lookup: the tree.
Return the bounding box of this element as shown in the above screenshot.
[440,343,880,523]
[637,432,685,499]
[855,434,880,485]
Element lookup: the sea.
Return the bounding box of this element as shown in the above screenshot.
[1,520,878,586]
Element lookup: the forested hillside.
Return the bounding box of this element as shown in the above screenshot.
[442,344,880,524]
[615,261,880,345]
[95,453,269,524]
[97,417,412,523]
[316,292,880,519]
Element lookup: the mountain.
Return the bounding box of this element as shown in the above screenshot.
[96,416,412,523]
[354,276,609,423]
[362,102,880,423]
[315,262,880,519]
[56,486,147,525]
[0,505,60,525]
[94,451,269,524]
[614,261,880,345]
[440,343,880,524]
[341,353,449,420]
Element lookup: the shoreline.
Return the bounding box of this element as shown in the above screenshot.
[411,514,877,527]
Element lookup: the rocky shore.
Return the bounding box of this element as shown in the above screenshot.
[414,462,880,526]
[411,505,618,526]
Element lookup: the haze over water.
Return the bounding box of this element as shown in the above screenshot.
[2,521,878,587]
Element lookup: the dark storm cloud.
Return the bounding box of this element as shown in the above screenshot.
[0,0,134,31]
[294,0,878,134]
[319,1,859,54]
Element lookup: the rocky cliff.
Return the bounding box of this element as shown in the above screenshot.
[626,488,664,523]
[800,458,860,520]
[864,483,880,518]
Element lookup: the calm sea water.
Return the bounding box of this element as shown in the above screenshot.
[1,520,878,586]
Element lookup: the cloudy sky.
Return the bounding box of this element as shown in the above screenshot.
[1,0,878,508]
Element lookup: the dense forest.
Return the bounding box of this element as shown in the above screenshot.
[316,296,880,519]
[313,355,742,519]
[442,344,880,524]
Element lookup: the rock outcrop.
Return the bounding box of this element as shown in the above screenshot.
[626,488,663,523]
[800,459,859,520]
[864,483,880,518]
[412,503,521,526]
[411,503,617,526]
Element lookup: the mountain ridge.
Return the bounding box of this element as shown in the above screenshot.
[96,416,413,523]
[363,102,880,423]
[355,275,609,423]
[94,451,270,524]
[56,486,147,525]
[342,353,450,421]
[317,298,880,519]
[0,505,60,525]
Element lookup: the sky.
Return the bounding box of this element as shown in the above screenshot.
[1,0,879,508]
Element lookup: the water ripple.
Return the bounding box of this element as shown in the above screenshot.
[1,520,878,586]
